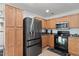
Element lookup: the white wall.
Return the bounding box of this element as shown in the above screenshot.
[0,4,4,47]
[23,10,39,18]
[69,28,79,34]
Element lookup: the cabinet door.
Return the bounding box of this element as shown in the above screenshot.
[14,28,23,56]
[46,20,50,29]
[42,35,48,48]
[5,46,14,56]
[45,21,47,29]
[47,18,56,29]
[15,9,23,27]
[50,19,56,29]
[48,34,54,48]
[69,14,79,28]
[42,20,44,28]
[42,20,47,29]
[46,20,49,29]
[5,27,15,56]
[5,5,15,27]
[56,16,69,23]
[68,37,79,55]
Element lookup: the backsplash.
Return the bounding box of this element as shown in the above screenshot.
[69,28,79,34]
[52,28,79,35]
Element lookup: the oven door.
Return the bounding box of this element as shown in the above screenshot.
[55,36,68,52]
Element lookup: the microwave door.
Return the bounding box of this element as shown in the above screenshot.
[56,23,69,29]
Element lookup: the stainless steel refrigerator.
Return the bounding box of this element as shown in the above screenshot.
[23,17,42,56]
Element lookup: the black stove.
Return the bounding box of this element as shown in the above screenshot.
[54,31,70,53]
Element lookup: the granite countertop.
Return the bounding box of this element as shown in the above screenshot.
[69,34,79,37]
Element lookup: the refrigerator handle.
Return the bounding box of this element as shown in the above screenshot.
[30,18,34,32]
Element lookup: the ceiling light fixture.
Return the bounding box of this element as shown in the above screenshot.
[46,9,50,13]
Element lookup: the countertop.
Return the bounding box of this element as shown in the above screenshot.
[69,34,79,37]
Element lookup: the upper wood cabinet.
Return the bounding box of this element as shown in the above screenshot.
[46,20,50,29]
[15,9,23,27]
[42,20,47,29]
[55,16,69,23]
[68,37,79,55]
[45,14,79,29]
[46,19,56,29]
[50,19,56,29]
[68,14,79,28]
[5,5,15,27]
[47,16,69,29]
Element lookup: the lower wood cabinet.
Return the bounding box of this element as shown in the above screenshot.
[14,28,23,56]
[5,46,14,56]
[48,34,54,48]
[5,27,23,56]
[42,34,54,48]
[5,27,15,56]
[68,37,79,56]
[42,34,48,48]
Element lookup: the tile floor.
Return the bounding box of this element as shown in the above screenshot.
[39,47,60,56]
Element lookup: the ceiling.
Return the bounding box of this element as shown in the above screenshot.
[9,3,79,18]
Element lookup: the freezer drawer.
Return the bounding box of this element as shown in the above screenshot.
[26,39,41,46]
[26,44,42,56]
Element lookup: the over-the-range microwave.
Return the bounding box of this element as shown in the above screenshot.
[56,22,69,29]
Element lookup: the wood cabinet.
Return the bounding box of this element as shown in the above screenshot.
[5,5,23,56]
[42,35,48,48]
[5,28,15,56]
[68,14,79,28]
[15,9,23,27]
[47,16,69,29]
[5,5,15,27]
[46,19,56,29]
[46,20,50,29]
[68,37,79,55]
[48,34,54,48]
[50,19,56,29]
[42,20,47,29]
[47,14,79,29]
[14,28,23,56]
[56,16,69,23]
[5,46,14,56]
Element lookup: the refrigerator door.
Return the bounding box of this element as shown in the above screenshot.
[23,17,32,41]
[23,17,42,56]
[33,19,42,39]
[26,43,42,56]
